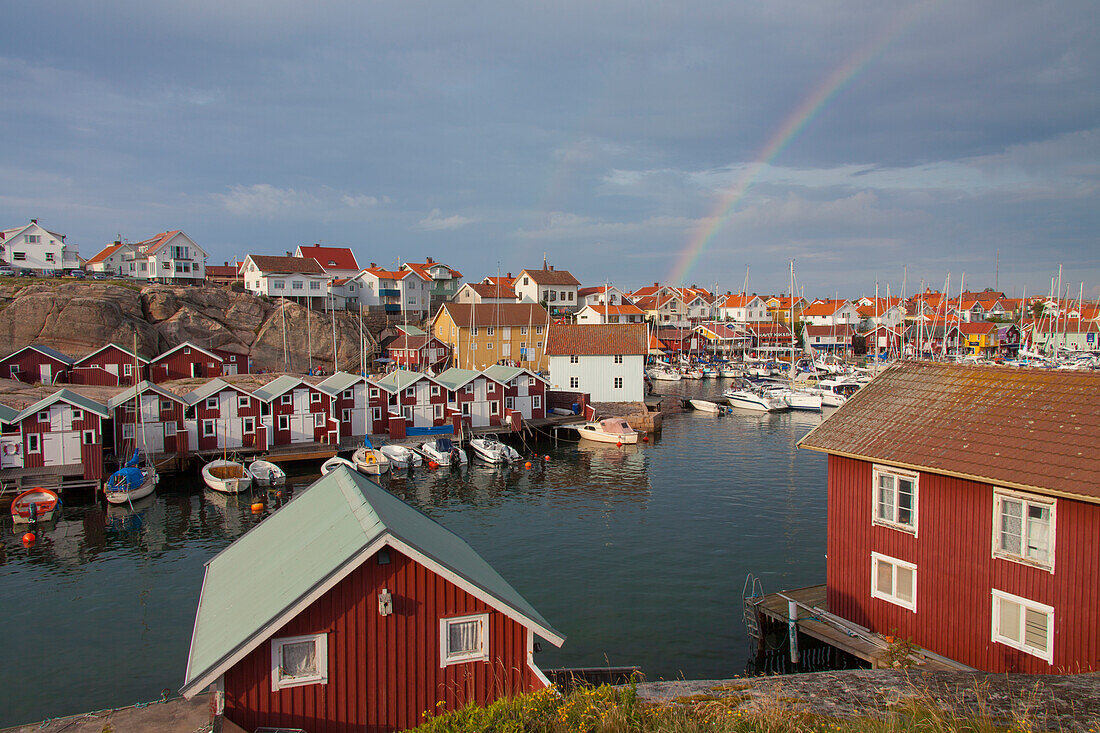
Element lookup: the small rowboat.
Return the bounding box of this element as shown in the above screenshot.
[689,399,722,413]
[352,447,390,475]
[11,488,60,523]
[202,459,252,494]
[321,456,358,475]
[248,459,286,487]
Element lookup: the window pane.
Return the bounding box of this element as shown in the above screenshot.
[448,620,480,655]
[877,475,895,521]
[897,479,914,525]
[281,641,316,678]
[895,566,914,604]
[1000,499,1023,554]
[1025,504,1050,562]
[1024,609,1048,651]
[876,560,893,596]
[999,599,1021,642]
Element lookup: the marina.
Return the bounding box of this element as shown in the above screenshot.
[0,378,827,728]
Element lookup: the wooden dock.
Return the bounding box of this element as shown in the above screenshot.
[753,585,973,672]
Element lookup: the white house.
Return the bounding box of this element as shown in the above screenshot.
[800,299,861,327]
[241,254,330,307]
[452,282,520,304]
[293,244,361,280]
[361,265,429,318]
[717,294,769,322]
[545,323,647,402]
[328,271,371,311]
[0,220,80,272]
[401,258,464,302]
[85,241,139,276]
[514,266,581,312]
[130,230,207,283]
[576,303,647,325]
[633,292,688,327]
[577,285,628,308]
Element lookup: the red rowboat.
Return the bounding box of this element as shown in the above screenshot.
[11,488,60,523]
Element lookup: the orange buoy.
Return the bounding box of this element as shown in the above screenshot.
[428,460,439,470]
[22,532,35,547]
[251,501,264,514]
[642,436,649,442]
[616,441,622,447]
[544,455,550,461]
[524,461,532,469]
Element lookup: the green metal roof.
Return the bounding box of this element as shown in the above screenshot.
[397,324,426,337]
[0,403,18,424]
[13,389,109,422]
[182,466,563,696]
[107,380,184,410]
[251,375,305,402]
[317,371,366,396]
[433,367,482,390]
[374,369,428,392]
[180,378,244,406]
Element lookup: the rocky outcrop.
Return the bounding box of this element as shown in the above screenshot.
[0,281,389,373]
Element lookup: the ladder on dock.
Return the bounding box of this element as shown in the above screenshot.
[742,573,764,655]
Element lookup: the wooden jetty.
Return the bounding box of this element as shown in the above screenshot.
[750,584,973,672]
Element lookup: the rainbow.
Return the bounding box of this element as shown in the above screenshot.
[669,2,938,286]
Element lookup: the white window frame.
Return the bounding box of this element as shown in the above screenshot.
[570,354,579,364]
[991,589,1054,664]
[310,392,321,404]
[206,396,219,410]
[872,464,918,535]
[343,389,354,400]
[532,394,541,409]
[238,395,250,409]
[490,401,499,416]
[372,407,382,421]
[314,412,325,428]
[613,377,623,389]
[123,363,134,377]
[243,417,255,434]
[122,423,135,440]
[870,551,917,612]
[439,613,489,667]
[405,387,415,398]
[280,394,292,405]
[271,633,329,691]
[71,408,84,422]
[202,420,216,437]
[569,376,579,389]
[26,433,41,453]
[614,354,623,364]
[505,396,515,409]
[992,488,1056,572]
[341,408,351,422]
[278,415,290,431]
[431,385,440,396]
[434,404,443,420]
[164,422,177,436]
[38,410,49,422]
[82,429,96,445]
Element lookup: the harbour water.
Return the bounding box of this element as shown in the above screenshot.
[0,380,828,727]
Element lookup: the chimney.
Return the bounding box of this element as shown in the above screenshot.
[286,251,292,257]
[114,239,122,246]
[223,261,229,266]
[31,218,37,224]
[370,262,377,268]
[506,272,512,278]
[549,265,554,271]
[654,282,658,287]
[426,256,434,264]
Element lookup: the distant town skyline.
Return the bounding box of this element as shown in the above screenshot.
[2,1,1097,298]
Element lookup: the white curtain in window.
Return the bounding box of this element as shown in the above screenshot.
[448,620,480,655]
[282,640,317,677]
[1000,499,1023,554]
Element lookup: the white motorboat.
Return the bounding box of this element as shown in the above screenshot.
[468,434,521,463]
[105,449,159,504]
[719,366,742,378]
[416,437,467,466]
[352,446,390,475]
[816,378,861,407]
[321,456,358,475]
[646,367,682,382]
[680,368,704,380]
[380,444,422,469]
[724,386,789,412]
[700,366,719,378]
[248,459,286,486]
[772,387,823,411]
[689,399,722,413]
[202,459,253,494]
[577,417,640,444]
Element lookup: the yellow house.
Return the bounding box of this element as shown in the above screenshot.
[763,296,808,324]
[431,302,551,371]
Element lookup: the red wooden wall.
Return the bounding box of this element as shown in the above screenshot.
[71,346,145,385]
[19,409,103,479]
[151,349,223,382]
[269,385,333,445]
[190,389,263,450]
[826,454,1100,673]
[0,351,70,384]
[223,546,542,733]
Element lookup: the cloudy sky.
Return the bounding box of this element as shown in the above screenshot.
[2,0,1097,298]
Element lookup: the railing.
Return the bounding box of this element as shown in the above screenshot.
[379,289,400,297]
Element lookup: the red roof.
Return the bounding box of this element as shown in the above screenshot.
[804,325,856,337]
[801,299,850,317]
[720,293,760,309]
[295,245,359,272]
[583,303,645,316]
[519,267,580,286]
[248,255,326,275]
[364,267,414,280]
[438,302,549,328]
[135,230,182,254]
[463,283,518,299]
[205,264,240,279]
[402,260,462,281]
[545,324,647,356]
[86,243,127,265]
[482,275,517,288]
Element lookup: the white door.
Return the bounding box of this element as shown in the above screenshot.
[43,431,82,466]
[40,364,52,383]
[470,399,490,427]
[141,423,165,453]
[514,396,533,418]
[223,364,238,376]
[290,415,311,443]
[351,408,367,436]
[413,405,434,427]
[502,343,511,358]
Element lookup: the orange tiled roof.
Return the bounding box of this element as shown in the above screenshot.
[545,323,647,356]
[86,243,127,265]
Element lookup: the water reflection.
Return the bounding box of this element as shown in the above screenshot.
[0,378,828,727]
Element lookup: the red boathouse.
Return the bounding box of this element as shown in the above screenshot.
[71,343,150,386]
[800,362,1100,673]
[181,466,564,733]
[0,345,73,385]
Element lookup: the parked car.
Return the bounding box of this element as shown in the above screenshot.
[0,266,14,276]
[89,272,109,280]
[69,269,85,279]
[16,268,35,277]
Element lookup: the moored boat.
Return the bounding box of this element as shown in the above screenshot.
[689,399,722,413]
[248,459,286,487]
[321,456,358,475]
[105,449,159,504]
[577,417,640,444]
[380,444,421,469]
[468,434,520,463]
[11,487,60,523]
[352,446,390,475]
[646,366,682,382]
[724,385,789,412]
[202,459,253,494]
[416,437,467,466]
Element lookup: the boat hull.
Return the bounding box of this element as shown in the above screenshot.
[11,488,60,523]
[689,399,721,413]
[105,473,158,504]
[321,456,358,475]
[352,448,390,475]
[202,460,253,494]
[578,425,640,443]
[247,460,286,487]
